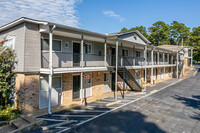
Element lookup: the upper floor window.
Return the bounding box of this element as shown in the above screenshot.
[84,43,92,54]
[3,36,15,50]
[41,39,62,52]
[147,51,150,58]
[136,51,140,57]
[122,49,129,57]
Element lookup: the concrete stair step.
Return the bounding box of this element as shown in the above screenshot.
[10,117,30,129]
[20,115,37,123]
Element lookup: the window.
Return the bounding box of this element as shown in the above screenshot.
[41,39,62,52]
[64,42,69,48]
[136,51,140,57]
[147,52,150,58]
[104,73,109,82]
[3,36,15,50]
[159,54,162,59]
[84,43,92,54]
[122,49,128,57]
[40,76,61,90]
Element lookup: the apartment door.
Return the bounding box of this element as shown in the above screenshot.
[73,42,81,66]
[135,70,141,85]
[82,73,92,98]
[39,76,62,109]
[73,75,80,99]
[111,48,116,66]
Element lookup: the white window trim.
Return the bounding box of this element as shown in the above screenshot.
[84,43,92,54]
[41,38,62,52]
[4,35,15,50]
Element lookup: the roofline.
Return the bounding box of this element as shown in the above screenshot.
[0,17,48,32]
[107,30,151,44]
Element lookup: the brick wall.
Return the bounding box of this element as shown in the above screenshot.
[62,73,73,104]
[15,74,39,113]
[92,71,104,96]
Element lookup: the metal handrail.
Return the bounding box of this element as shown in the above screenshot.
[122,56,141,80]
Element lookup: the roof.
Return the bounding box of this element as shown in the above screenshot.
[158,45,193,52]
[0,17,151,43]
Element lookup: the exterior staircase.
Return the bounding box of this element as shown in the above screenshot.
[114,56,143,92]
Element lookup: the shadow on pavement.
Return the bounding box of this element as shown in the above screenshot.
[73,110,166,133]
[172,95,200,121]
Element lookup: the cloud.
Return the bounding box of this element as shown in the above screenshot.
[0,0,81,27]
[103,10,124,22]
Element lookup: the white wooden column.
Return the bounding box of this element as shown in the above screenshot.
[172,55,174,64]
[177,52,179,78]
[48,25,56,115]
[157,51,159,65]
[163,52,165,79]
[80,35,84,104]
[167,53,169,64]
[163,52,165,64]
[144,45,147,91]
[191,49,193,67]
[104,39,107,67]
[151,49,154,84]
[115,38,119,101]
[81,35,84,67]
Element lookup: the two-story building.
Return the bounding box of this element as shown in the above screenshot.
[0,18,191,114]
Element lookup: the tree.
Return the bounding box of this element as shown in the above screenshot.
[0,39,16,107]
[121,27,128,32]
[170,21,190,45]
[129,26,148,38]
[189,26,200,61]
[148,21,170,46]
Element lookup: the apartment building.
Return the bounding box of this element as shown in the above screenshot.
[0,18,192,114]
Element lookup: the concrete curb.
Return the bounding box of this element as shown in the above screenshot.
[10,120,44,133]
[106,101,121,107]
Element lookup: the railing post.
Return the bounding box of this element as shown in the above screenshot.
[115,37,118,101]
[104,39,107,67]
[167,53,169,64]
[163,52,165,65]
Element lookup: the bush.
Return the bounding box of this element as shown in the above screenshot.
[0,107,21,121]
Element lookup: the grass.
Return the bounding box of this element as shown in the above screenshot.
[0,106,21,121]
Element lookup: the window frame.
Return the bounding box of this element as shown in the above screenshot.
[136,51,141,57]
[4,35,15,50]
[122,49,129,57]
[84,43,92,54]
[41,38,62,52]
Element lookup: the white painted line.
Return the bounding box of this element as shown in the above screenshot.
[85,106,116,109]
[53,114,96,117]
[57,78,185,133]
[71,109,106,113]
[37,118,67,122]
[55,127,67,129]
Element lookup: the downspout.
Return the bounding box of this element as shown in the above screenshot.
[48,25,56,115]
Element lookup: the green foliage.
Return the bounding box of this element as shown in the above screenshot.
[121,27,128,32]
[0,40,16,107]
[120,26,148,38]
[170,21,190,45]
[148,21,170,46]
[189,26,200,61]
[0,106,21,121]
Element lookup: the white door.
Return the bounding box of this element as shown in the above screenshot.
[160,68,163,79]
[104,73,112,93]
[39,76,62,109]
[81,73,92,98]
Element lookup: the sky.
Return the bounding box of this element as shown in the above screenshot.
[0,0,200,34]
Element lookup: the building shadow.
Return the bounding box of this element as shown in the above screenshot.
[172,95,200,121]
[73,110,166,133]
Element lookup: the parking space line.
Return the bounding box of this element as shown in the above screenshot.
[37,118,67,122]
[56,78,184,133]
[53,114,96,117]
[70,109,106,113]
